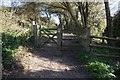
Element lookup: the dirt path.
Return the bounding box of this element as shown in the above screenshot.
[4,33,91,78]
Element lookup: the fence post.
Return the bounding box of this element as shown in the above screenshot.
[32,21,38,46]
[57,26,62,50]
[85,27,90,52]
[38,25,42,46]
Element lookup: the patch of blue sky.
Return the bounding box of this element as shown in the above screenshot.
[110,0,120,16]
[0,1,11,7]
[40,11,60,24]
[0,1,25,7]
[51,14,60,25]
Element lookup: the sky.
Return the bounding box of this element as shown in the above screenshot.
[0,0,120,24]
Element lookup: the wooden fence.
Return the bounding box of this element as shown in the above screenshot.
[85,27,120,52]
[32,21,120,51]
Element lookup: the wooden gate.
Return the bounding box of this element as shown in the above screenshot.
[32,21,62,50]
[39,28,60,46]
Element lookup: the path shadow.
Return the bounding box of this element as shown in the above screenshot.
[2,32,25,78]
[3,32,91,78]
[3,43,91,78]
[27,41,83,66]
[21,70,90,78]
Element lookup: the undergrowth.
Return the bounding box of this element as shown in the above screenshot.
[2,29,32,70]
[76,49,120,78]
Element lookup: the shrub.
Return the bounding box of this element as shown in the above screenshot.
[76,49,118,78]
[2,29,30,69]
[87,61,115,78]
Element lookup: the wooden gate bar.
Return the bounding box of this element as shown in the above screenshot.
[40,28,58,31]
[42,30,57,44]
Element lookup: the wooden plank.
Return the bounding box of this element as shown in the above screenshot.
[32,23,38,46]
[91,36,120,41]
[62,38,78,40]
[40,28,58,31]
[42,30,57,44]
[85,27,90,52]
[57,26,62,50]
[90,44,120,50]
[94,53,120,58]
[39,26,42,46]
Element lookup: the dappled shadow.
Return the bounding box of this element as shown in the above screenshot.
[2,32,28,78]
[26,41,83,66]
[21,69,90,78]
[15,39,90,78]
[2,31,91,78]
[3,44,91,78]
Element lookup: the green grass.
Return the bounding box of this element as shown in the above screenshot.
[91,48,120,56]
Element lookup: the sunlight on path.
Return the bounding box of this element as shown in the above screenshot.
[15,46,90,78]
[28,54,72,72]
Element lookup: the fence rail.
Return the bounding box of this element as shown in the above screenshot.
[40,28,58,31]
[90,44,120,50]
[91,36,120,41]
[90,35,120,50]
[84,27,120,51]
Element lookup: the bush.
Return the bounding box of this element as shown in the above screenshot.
[76,49,118,78]
[76,51,93,62]
[87,61,115,78]
[2,29,30,69]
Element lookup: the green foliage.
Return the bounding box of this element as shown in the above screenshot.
[92,48,120,56]
[87,61,115,78]
[112,11,120,38]
[76,49,119,78]
[76,51,93,62]
[112,11,120,47]
[2,29,30,69]
[88,2,106,36]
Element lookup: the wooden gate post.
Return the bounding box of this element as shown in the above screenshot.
[32,21,38,46]
[85,27,90,52]
[57,26,62,50]
[38,25,42,46]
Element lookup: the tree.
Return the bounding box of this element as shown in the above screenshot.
[88,2,106,36]
[112,11,120,47]
[104,0,112,37]
[43,2,85,33]
[112,11,120,38]
[77,2,88,28]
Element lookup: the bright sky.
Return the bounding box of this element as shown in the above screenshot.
[0,1,120,24]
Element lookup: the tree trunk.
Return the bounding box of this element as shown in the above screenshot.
[104,0,113,46]
[78,2,85,28]
[64,15,69,30]
[78,2,88,28]
[65,2,84,33]
[104,0,112,37]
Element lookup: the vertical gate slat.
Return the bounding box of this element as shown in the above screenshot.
[32,21,38,46]
[57,26,62,50]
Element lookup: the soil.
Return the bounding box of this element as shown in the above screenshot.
[3,33,91,78]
